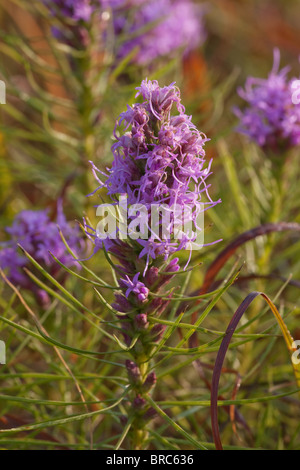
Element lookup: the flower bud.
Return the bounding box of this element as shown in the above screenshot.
[133,395,146,410]
[120,415,128,426]
[142,372,157,392]
[144,266,159,287]
[150,324,166,342]
[121,322,133,346]
[125,360,142,385]
[134,314,149,331]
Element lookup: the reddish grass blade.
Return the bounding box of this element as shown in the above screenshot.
[201,222,300,296]
[211,291,300,450]
[189,222,300,340]
[0,414,64,447]
[194,360,252,439]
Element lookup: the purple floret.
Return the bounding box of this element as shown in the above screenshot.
[89,79,220,265]
[120,272,149,303]
[234,49,300,151]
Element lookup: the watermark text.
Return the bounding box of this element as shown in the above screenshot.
[291,80,300,105]
[95,195,205,251]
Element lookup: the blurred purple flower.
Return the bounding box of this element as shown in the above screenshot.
[86,79,220,307]
[234,49,300,152]
[103,0,206,65]
[88,79,220,270]
[43,0,206,64]
[0,203,84,304]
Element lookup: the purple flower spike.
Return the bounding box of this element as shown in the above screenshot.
[87,79,220,420]
[90,79,220,274]
[125,360,142,384]
[86,78,221,427]
[133,395,146,410]
[44,1,206,64]
[234,49,300,152]
[142,371,157,392]
[150,324,166,342]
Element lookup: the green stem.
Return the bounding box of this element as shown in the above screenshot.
[130,354,151,450]
[123,337,157,449]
